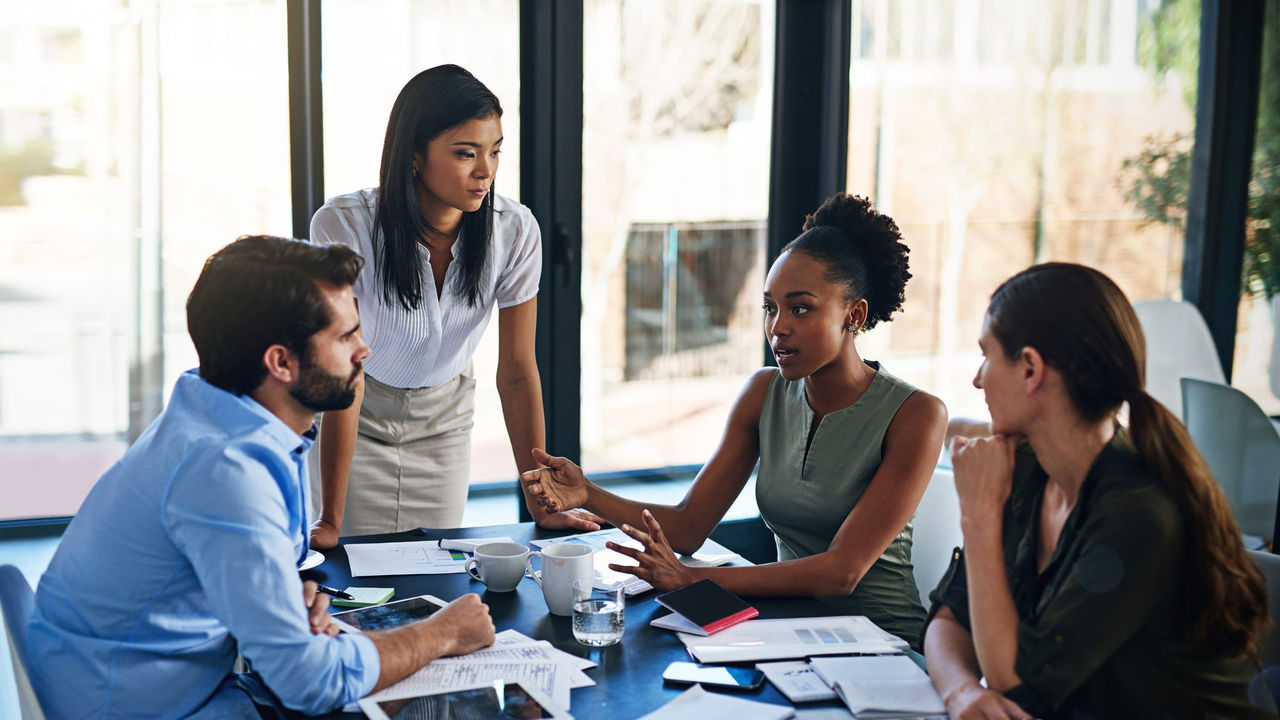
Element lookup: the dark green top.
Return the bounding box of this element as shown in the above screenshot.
[928,437,1275,720]
[756,362,928,649]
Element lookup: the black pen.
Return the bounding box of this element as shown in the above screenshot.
[316,584,354,601]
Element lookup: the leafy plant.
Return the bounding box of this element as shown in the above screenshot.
[1120,0,1280,300]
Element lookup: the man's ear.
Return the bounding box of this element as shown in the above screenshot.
[262,344,299,384]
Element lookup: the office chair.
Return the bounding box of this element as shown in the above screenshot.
[1134,300,1225,419]
[911,467,963,607]
[0,565,46,720]
[1182,378,1280,543]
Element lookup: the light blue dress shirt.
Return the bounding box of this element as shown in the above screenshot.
[27,370,380,719]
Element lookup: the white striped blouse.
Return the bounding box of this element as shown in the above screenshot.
[309,188,542,389]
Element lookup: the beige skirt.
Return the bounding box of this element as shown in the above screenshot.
[309,367,475,534]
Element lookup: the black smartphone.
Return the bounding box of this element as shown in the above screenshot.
[662,661,766,691]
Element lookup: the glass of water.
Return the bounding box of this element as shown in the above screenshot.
[571,579,625,646]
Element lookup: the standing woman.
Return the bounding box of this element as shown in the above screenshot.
[925,263,1273,719]
[308,65,597,546]
[523,194,948,648]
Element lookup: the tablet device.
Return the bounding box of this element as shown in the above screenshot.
[357,680,573,720]
[331,594,448,633]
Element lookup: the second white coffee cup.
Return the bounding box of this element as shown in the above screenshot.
[464,541,531,592]
[526,543,595,616]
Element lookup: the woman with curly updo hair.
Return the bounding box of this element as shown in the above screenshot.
[522,194,947,648]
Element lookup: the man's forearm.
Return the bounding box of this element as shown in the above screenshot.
[365,618,456,692]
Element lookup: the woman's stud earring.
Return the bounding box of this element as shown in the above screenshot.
[846,324,856,332]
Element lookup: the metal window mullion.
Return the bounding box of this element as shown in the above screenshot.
[287,0,323,240]
[520,0,584,521]
[1182,0,1265,380]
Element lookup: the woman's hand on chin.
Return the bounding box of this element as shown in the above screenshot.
[952,434,1018,524]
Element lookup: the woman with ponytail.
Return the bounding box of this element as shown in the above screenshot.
[924,262,1273,719]
[522,194,948,648]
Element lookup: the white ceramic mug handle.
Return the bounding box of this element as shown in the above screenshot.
[464,557,482,582]
[525,552,544,587]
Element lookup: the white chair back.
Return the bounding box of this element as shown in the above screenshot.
[1134,300,1225,419]
[1270,295,1280,404]
[911,467,963,608]
[0,565,46,720]
[1181,378,1280,541]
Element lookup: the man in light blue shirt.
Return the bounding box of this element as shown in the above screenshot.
[26,236,495,719]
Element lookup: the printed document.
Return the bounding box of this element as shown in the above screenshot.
[344,540,470,577]
[678,616,908,663]
[809,655,945,718]
[755,661,838,703]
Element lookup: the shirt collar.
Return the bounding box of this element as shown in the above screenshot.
[177,369,312,457]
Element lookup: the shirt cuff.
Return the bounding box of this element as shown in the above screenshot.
[342,632,383,702]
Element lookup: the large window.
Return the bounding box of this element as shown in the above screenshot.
[580,0,774,485]
[0,0,1270,527]
[320,0,522,485]
[0,0,291,523]
[847,0,1199,421]
[1233,0,1280,416]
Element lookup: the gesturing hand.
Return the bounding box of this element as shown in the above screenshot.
[301,580,340,637]
[521,448,590,515]
[952,435,1018,523]
[604,509,696,592]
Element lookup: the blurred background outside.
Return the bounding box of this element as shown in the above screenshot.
[1,0,1276,522]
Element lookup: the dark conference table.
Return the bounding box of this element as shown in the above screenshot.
[306,520,852,719]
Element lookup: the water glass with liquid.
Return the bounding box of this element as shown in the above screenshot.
[571,579,625,646]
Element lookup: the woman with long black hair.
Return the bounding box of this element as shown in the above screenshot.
[925,262,1273,719]
[308,65,597,546]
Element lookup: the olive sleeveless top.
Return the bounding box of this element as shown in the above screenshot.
[755,362,927,647]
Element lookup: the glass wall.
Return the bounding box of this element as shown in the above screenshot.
[580,0,774,490]
[846,0,1198,422]
[0,0,292,522]
[320,0,522,485]
[1234,0,1280,416]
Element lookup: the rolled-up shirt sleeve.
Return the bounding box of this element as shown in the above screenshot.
[163,442,381,714]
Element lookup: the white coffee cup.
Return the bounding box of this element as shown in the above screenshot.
[526,543,595,616]
[464,542,531,592]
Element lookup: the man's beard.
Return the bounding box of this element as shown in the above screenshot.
[291,357,361,412]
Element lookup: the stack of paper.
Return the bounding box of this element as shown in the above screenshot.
[677,616,908,663]
[531,528,740,595]
[343,629,593,713]
[809,655,945,719]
